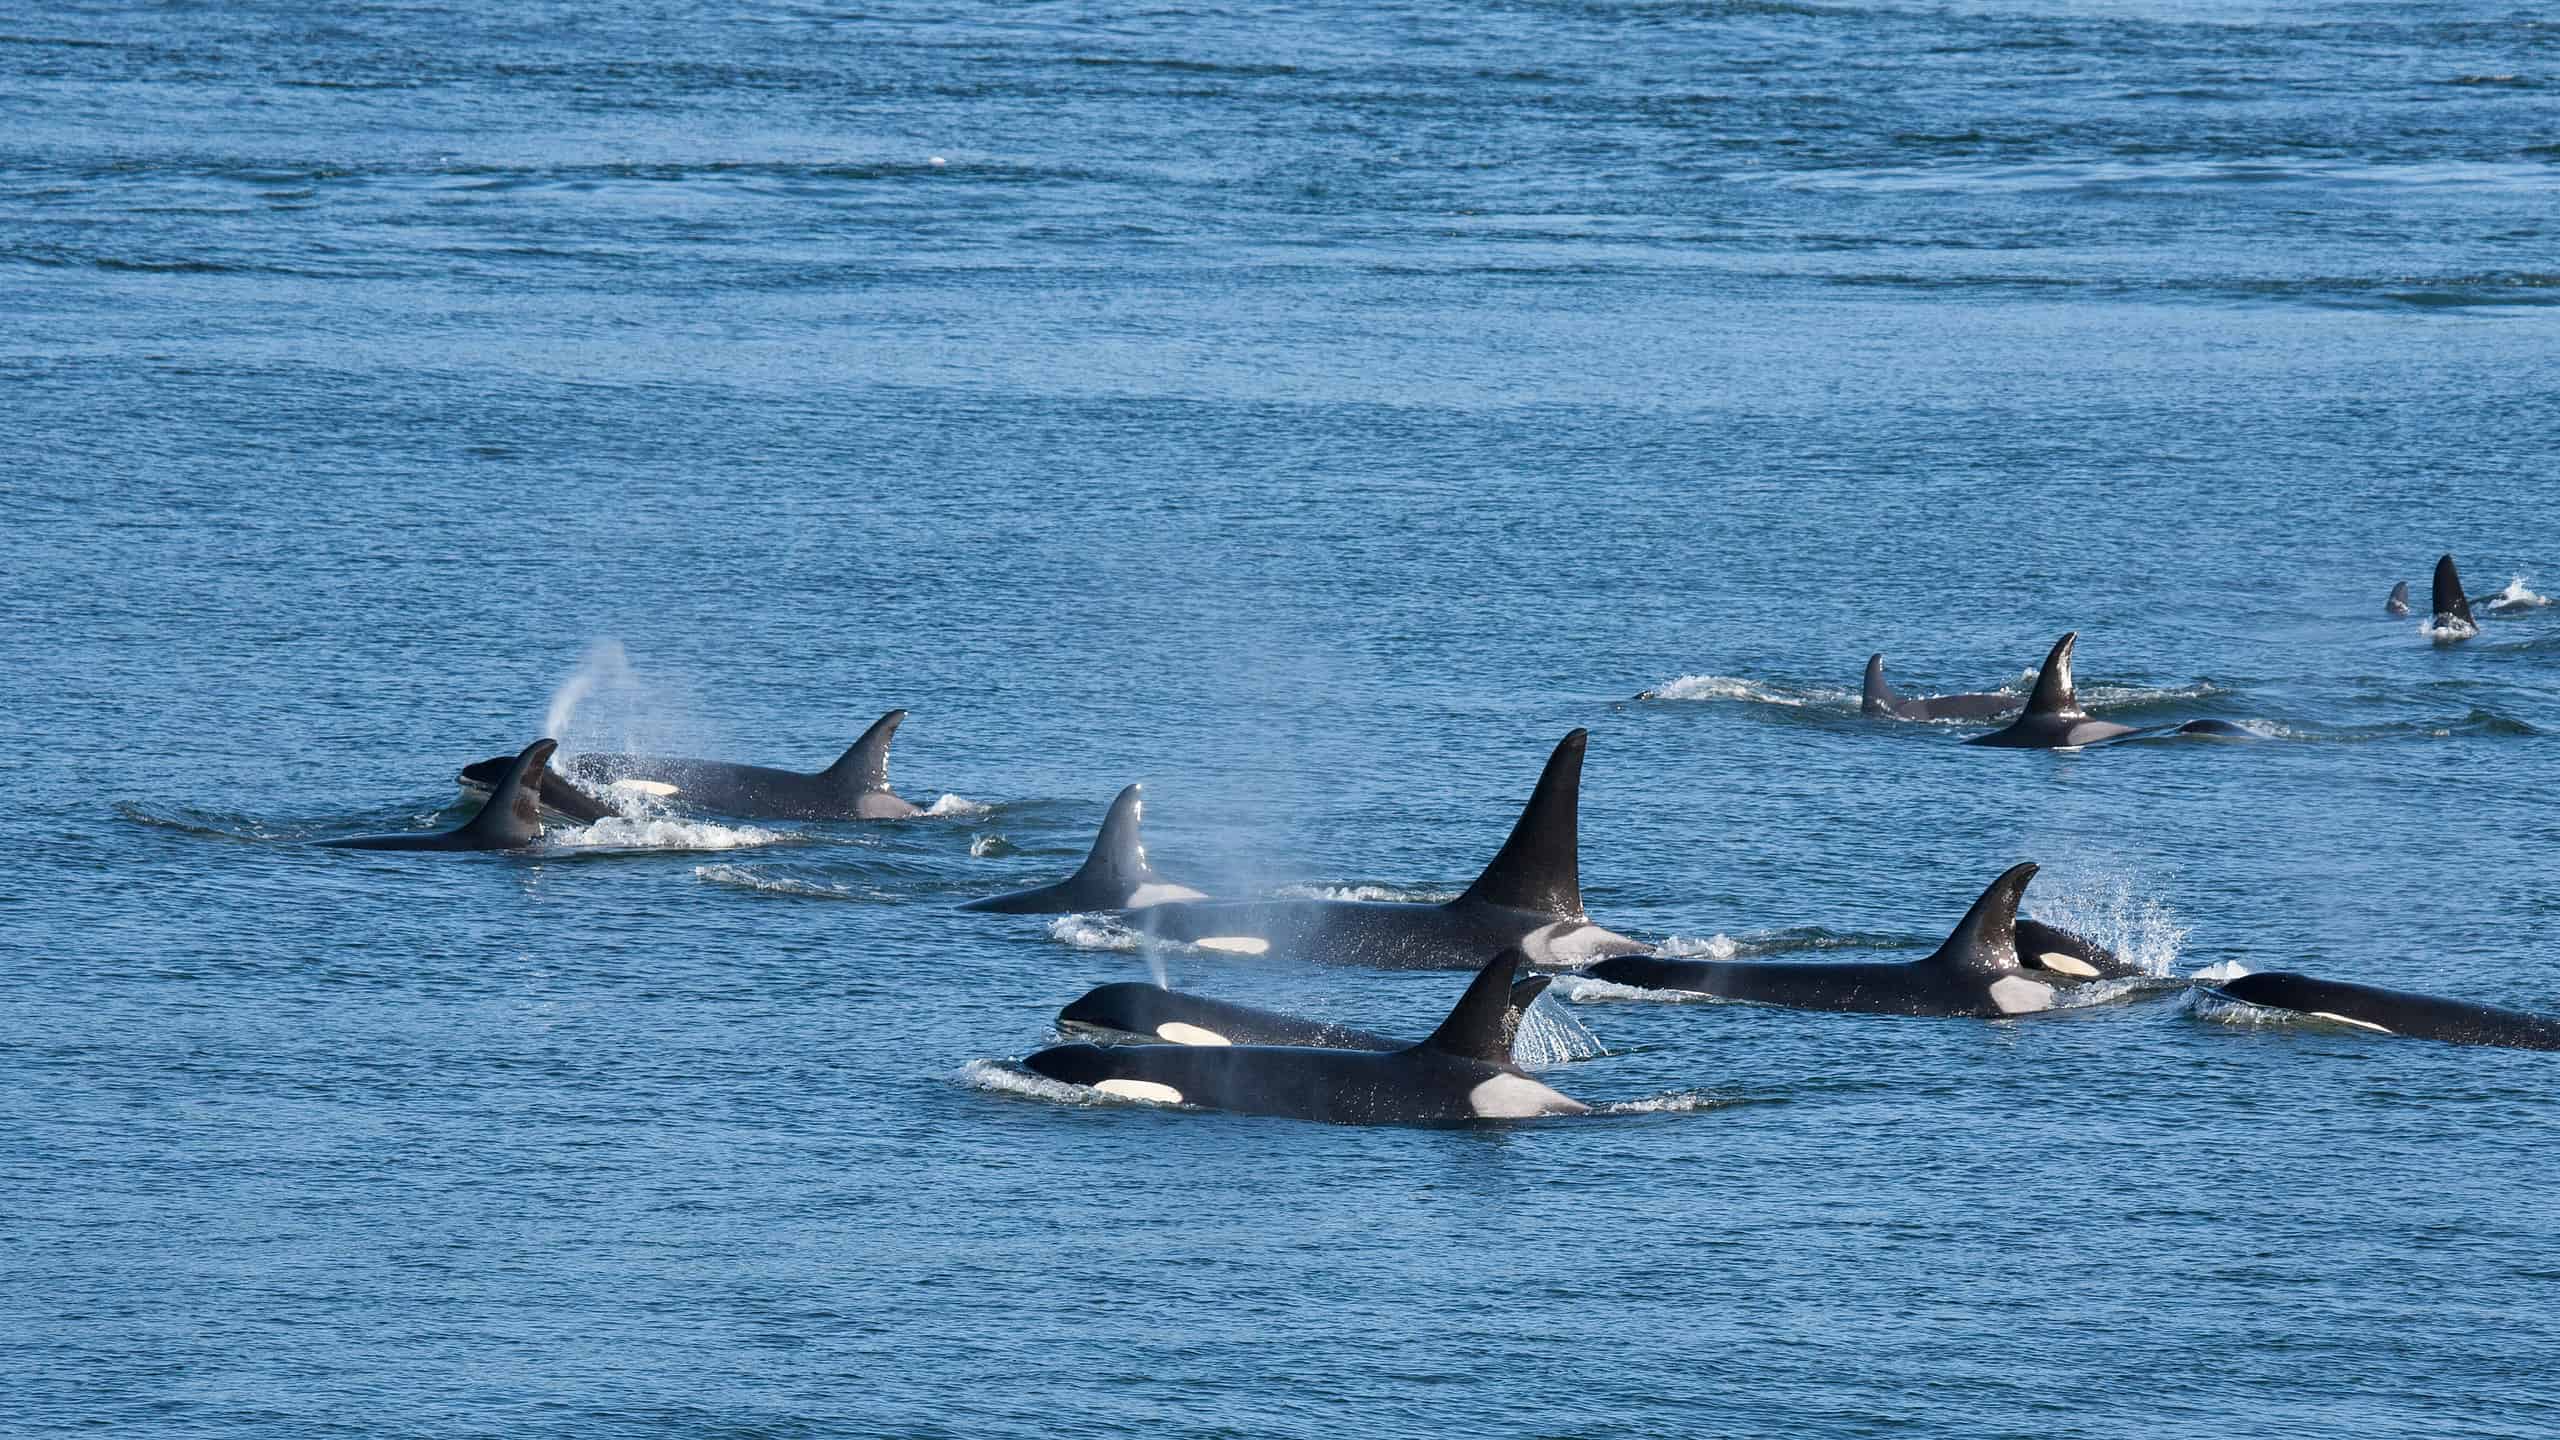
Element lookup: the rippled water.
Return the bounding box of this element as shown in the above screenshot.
[6,3,2559,1435]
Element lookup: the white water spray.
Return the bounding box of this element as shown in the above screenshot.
[543,640,639,746]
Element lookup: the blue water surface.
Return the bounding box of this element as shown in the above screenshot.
[5,2,2559,1435]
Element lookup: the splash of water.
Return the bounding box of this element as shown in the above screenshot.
[544,640,639,745]
[1512,995,1606,1068]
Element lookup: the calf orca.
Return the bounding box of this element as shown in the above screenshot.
[1022,949,1591,1123]
[2385,580,2412,617]
[1862,654,2019,721]
[2214,972,2560,1051]
[1583,862,2060,1017]
[560,709,923,820]
[1057,975,1555,1054]
[2430,553,2477,639]
[959,784,1206,913]
[457,753,619,824]
[324,739,556,852]
[2014,917,2144,980]
[1127,730,1645,969]
[1964,634,2136,749]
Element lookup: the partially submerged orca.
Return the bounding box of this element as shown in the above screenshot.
[2014,917,2144,980]
[1127,730,1645,969]
[2384,580,2412,616]
[1964,633,2137,749]
[959,784,1205,913]
[2429,553,2477,639]
[324,739,556,852]
[1861,654,2019,721]
[1056,974,1556,1055]
[1583,862,2062,1017]
[1022,949,1591,1123]
[458,753,619,823]
[2213,972,2560,1051]
[559,709,923,820]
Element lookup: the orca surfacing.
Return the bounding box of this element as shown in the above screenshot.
[325,739,557,852]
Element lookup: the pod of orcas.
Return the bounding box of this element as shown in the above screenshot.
[318,556,2555,1120]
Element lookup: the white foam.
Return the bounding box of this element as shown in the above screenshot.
[968,834,1009,858]
[924,794,990,817]
[2422,617,2479,642]
[1638,674,1847,706]
[1551,973,1715,1004]
[692,863,858,899]
[958,1059,1105,1105]
[553,817,784,852]
[1047,913,1137,951]
[1272,883,1455,904]
[2488,578,2549,611]
[1511,997,1606,1068]
[1653,933,1740,960]
[1599,1090,1738,1115]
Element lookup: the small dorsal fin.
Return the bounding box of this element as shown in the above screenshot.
[2385,580,2411,616]
[457,738,556,848]
[1421,948,1528,1063]
[2431,554,2474,627]
[1068,783,1148,889]
[825,709,906,790]
[2021,633,2082,718]
[1924,862,2036,974]
[1862,655,1900,716]
[1454,730,1588,916]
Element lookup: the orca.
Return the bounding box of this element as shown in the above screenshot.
[559,709,923,820]
[2214,972,2560,1051]
[2014,917,2145,980]
[324,739,556,852]
[959,784,1205,913]
[1862,654,2020,721]
[457,753,619,824]
[2384,580,2412,616]
[1126,730,1645,969]
[1583,862,2060,1017]
[2429,553,2476,639]
[1964,634,2136,749]
[1056,974,1556,1055]
[1021,949,1591,1123]
[2168,719,2258,740]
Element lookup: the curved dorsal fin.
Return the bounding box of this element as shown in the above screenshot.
[1924,863,2036,975]
[1455,730,1587,917]
[1862,654,1900,716]
[2385,580,2411,615]
[1068,783,1149,888]
[2021,633,2083,718]
[2432,554,2474,627]
[825,709,906,790]
[1421,948,1527,1063]
[458,738,556,848]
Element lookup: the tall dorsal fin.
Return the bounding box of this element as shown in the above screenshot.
[825,709,906,790]
[1924,862,2035,975]
[457,738,556,847]
[2432,554,2474,627]
[1454,730,1587,916]
[1421,948,1527,1063]
[2022,633,2083,718]
[1862,655,1900,716]
[1067,783,1149,888]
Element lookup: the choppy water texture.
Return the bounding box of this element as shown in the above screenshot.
[5,2,2560,1435]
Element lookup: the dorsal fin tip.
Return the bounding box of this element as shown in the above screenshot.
[2023,633,2080,717]
[1073,782,1150,884]
[1454,731,1589,917]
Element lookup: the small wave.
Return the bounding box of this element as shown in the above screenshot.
[1513,998,1607,1068]
[969,834,1016,858]
[115,801,284,841]
[2487,578,2550,611]
[1273,883,1456,904]
[2077,680,2220,710]
[1654,933,1739,960]
[2184,985,2287,1028]
[1048,913,1137,951]
[692,863,870,899]
[2422,617,2479,643]
[924,794,989,817]
[2049,975,2169,1010]
[1637,674,1849,707]
[1598,1090,1754,1116]
[958,1059,1161,1108]
[553,817,783,852]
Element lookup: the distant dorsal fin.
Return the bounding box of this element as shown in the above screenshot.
[1454,730,1587,916]
[2432,554,2474,627]
[1923,862,2035,975]
[2022,633,2083,718]
[1862,655,1900,717]
[2385,580,2411,616]
[1421,948,1527,1063]
[458,738,556,848]
[825,709,906,790]
[1068,783,1149,888]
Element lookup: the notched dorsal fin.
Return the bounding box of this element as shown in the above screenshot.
[1069,783,1149,888]
[459,738,556,847]
[1422,948,1527,1063]
[826,708,906,790]
[1455,730,1587,916]
[1925,862,2036,974]
[2432,554,2474,627]
[1862,655,1899,716]
[2022,633,2082,718]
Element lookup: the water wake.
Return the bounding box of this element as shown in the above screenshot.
[553,817,784,852]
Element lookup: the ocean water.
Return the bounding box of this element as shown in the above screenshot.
[5,1,2559,1434]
